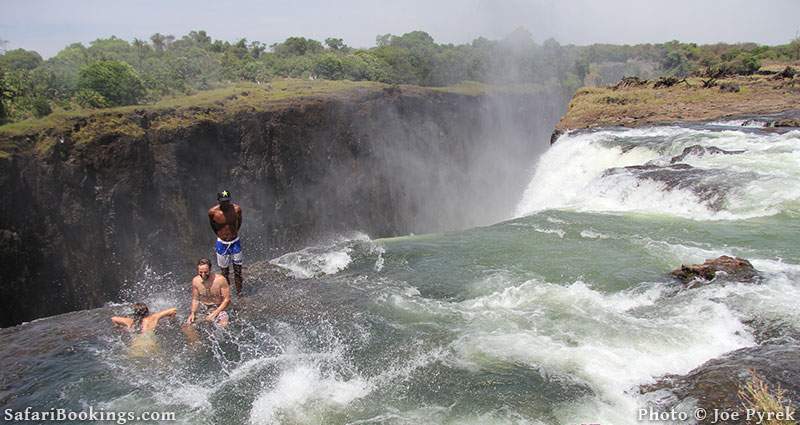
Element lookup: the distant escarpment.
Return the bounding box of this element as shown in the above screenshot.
[553,63,800,135]
[0,80,564,326]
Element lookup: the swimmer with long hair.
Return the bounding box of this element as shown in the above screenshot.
[111,303,177,356]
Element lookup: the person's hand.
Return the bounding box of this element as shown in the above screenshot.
[186,313,195,325]
[206,311,218,322]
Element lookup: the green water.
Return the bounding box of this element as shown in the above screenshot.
[2,125,799,425]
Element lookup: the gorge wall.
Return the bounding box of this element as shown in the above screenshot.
[0,84,565,326]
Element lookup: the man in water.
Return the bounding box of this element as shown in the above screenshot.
[185,258,231,328]
[209,190,244,295]
[111,303,177,356]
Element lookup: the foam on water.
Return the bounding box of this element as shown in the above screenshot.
[371,238,800,425]
[707,119,769,128]
[249,363,370,424]
[269,232,380,279]
[579,229,610,239]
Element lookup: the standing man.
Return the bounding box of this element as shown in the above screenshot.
[208,190,244,295]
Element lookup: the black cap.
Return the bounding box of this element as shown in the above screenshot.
[217,190,231,202]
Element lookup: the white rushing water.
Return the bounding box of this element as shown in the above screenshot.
[514,127,800,220]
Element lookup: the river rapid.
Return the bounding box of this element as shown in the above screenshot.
[2,123,799,424]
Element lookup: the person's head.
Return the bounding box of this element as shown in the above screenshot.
[197,258,212,279]
[132,302,149,319]
[217,190,232,207]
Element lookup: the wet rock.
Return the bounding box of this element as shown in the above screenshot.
[670,144,745,164]
[550,128,564,145]
[740,119,767,127]
[639,345,800,424]
[743,317,800,345]
[773,118,800,128]
[602,164,740,211]
[671,255,758,285]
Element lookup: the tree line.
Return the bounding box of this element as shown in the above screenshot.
[1,29,799,124]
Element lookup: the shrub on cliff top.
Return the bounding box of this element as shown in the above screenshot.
[77,60,145,106]
[74,88,110,109]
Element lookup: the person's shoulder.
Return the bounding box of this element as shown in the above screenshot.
[234,203,242,211]
[209,205,220,213]
[112,316,134,327]
[215,273,229,286]
[191,275,202,285]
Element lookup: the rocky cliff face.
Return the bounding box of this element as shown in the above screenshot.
[0,85,564,326]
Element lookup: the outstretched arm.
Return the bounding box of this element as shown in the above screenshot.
[111,316,133,328]
[154,307,177,321]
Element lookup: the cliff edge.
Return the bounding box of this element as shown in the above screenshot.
[0,79,565,326]
[554,63,800,135]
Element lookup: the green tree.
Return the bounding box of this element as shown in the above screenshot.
[78,60,145,106]
[790,36,800,60]
[325,38,347,51]
[0,48,43,71]
[0,69,13,123]
[186,30,212,46]
[313,53,344,79]
[75,89,110,108]
[30,96,52,117]
[150,33,168,53]
[271,37,324,57]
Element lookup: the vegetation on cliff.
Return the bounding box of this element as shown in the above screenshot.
[0,78,549,160]
[2,29,799,126]
[556,64,800,131]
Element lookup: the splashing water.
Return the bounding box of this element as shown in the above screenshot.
[3,122,800,424]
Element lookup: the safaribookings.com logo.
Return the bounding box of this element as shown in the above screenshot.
[4,406,176,424]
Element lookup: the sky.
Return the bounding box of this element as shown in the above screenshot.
[1,0,799,57]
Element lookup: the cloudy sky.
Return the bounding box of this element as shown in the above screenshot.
[2,0,799,57]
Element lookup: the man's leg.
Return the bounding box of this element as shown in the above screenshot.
[233,264,243,295]
[220,266,230,283]
[217,245,231,283]
[231,240,244,295]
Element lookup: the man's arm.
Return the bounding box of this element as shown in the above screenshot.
[111,316,133,328]
[208,208,220,233]
[186,284,199,324]
[209,278,231,321]
[235,205,243,232]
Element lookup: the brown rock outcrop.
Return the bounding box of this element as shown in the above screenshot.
[671,255,758,285]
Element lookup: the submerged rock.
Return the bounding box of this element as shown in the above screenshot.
[639,345,800,424]
[669,144,745,164]
[602,164,738,211]
[774,118,800,127]
[743,317,800,345]
[671,255,758,285]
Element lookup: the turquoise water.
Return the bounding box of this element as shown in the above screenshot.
[2,124,799,424]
